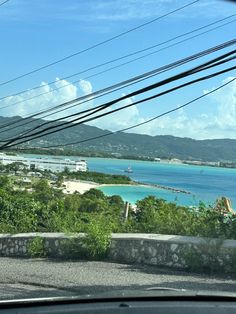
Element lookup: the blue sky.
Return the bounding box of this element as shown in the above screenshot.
[0,0,235,139]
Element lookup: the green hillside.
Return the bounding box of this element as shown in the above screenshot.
[0,116,236,162]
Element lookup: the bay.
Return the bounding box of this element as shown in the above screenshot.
[85,157,236,207]
[20,154,236,208]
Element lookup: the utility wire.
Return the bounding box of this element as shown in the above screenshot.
[1,57,235,149]
[1,49,235,144]
[15,53,236,141]
[83,18,236,80]
[0,39,235,134]
[37,77,236,149]
[0,12,235,107]
[3,41,235,138]
[0,0,199,87]
[1,48,234,144]
[12,49,236,138]
[0,0,10,7]
[2,65,235,150]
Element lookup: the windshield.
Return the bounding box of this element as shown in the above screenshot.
[0,0,236,302]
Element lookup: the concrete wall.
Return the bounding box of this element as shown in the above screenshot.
[0,233,236,274]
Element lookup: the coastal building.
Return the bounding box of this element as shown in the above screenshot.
[0,153,87,173]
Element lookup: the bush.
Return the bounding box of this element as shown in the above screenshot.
[82,215,112,259]
[183,239,224,274]
[60,237,86,259]
[27,236,47,257]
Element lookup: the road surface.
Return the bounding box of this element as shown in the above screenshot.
[0,258,236,300]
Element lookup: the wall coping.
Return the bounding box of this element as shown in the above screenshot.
[0,233,236,248]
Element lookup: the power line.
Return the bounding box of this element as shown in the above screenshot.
[0,0,200,87]
[0,0,10,7]
[0,47,234,144]
[3,65,235,150]
[37,77,236,149]
[16,53,236,141]
[1,57,235,149]
[0,38,235,135]
[1,49,235,145]
[1,13,235,110]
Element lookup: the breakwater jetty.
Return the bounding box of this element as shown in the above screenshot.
[134,181,191,195]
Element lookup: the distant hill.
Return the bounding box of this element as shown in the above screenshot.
[0,115,236,162]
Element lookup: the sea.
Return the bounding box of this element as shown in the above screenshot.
[21,154,236,208]
[86,157,236,208]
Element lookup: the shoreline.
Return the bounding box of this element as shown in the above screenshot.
[62,180,191,195]
[16,152,236,170]
[62,180,100,194]
[99,181,191,195]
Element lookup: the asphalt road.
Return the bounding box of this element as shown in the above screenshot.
[0,258,236,300]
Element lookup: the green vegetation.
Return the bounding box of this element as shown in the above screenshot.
[1,115,236,162]
[27,236,47,258]
[126,196,236,239]
[62,216,112,259]
[1,170,236,260]
[183,239,224,274]
[62,170,131,184]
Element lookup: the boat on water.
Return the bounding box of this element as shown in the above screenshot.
[124,166,133,173]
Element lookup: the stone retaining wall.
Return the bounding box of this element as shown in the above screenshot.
[0,233,236,273]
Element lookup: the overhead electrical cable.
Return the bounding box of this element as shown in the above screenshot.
[35,77,236,149]
[1,65,235,150]
[0,38,235,135]
[0,0,200,87]
[1,49,235,144]
[14,53,236,141]
[0,12,235,106]
[0,0,10,7]
[3,41,236,138]
[1,55,235,149]
[0,47,234,143]
[82,18,236,79]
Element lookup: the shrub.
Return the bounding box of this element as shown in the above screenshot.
[27,236,47,257]
[60,237,86,259]
[82,215,112,259]
[183,239,224,274]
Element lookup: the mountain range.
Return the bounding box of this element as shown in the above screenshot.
[0,115,236,162]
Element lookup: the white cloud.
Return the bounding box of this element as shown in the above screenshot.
[130,76,236,139]
[200,77,236,133]
[3,1,234,24]
[88,94,144,131]
[1,76,235,140]
[0,78,79,120]
[76,0,235,22]
[88,76,236,139]
[79,79,93,95]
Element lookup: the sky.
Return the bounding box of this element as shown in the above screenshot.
[0,0,235,140]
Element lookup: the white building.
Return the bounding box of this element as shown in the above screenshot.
[0,153,87,173]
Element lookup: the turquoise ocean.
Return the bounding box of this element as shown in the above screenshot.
[85,157,236,208]
[21,154,236,208]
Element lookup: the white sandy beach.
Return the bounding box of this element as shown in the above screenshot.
[63,180,100,194]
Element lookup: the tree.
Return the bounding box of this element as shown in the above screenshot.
[6,162,28,174]
[63,166,70,176]
[33,179,54,204]
[108,195,124,208]
[56,174,64,188]
[64,193,82,211]
[0,175,14,192]
[83,188,105,200]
